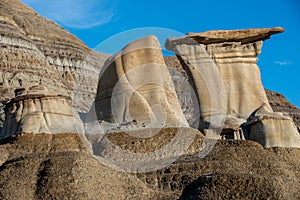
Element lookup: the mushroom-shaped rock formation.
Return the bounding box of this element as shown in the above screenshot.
[166,28,284,119]
[95,36,188,130]
[165,27,284,136]
[0,86,83,139]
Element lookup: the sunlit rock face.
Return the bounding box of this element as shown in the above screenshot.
[166,27,284,120]
[166,27,299,147]
[0,86,83,139]
[95,36,188,130]
[245,104,300,148]
[0,0,110,113]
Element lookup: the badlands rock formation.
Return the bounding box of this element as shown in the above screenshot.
[0,1,299,199]
[0,134,173,200]
[0,0,109,112]
[266,89,300,127]
[245,104,300,148]
[0,86,83,139]
[166,27,299,147]
[165,28,283,122]
[95,36,188,129]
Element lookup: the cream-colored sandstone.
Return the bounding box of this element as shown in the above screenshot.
[95,36,188,129]
[245,104,300,148]
[166,27,299,147]
[0,86,83,139]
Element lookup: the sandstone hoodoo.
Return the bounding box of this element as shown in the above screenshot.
[0,86,83,140]
[0,0,299,199]
[166,27,300,147]
[95,36,188,130]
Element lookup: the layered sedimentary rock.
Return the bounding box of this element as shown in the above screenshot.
[0,0,109,112]
[166,28,284,118]
[165,28,293,140]
[266,89,300,127]
[164,56,300,129]
[165,38,227,135]
[0,14,68,99]
[95,36,188,129]
[0,86,83,139]
[244,104,300,148]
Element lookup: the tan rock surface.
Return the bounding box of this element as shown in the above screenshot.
[245,104,300,148]
[165,39,227,134]
[0,86,83,139]
[165,28,281,120]
[95,36,188,129]
[183,27,283,44]
[164,56,300,131]
[0,133,173,200]
[88,128,204,173]
[165,27,299,143]
[0,0,110,112]
[266,89,300,127]
[136,139,300,199]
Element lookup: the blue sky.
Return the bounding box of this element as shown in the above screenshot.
[21,0,300,107]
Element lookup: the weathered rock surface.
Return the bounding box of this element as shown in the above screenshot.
[0,1,299,199]
[0,0,109,113]
[0,86,83,140]
[165,37,227,134]
[165,28,284,121]
[165,27,299,147]
[95,36,188,129]
[87,128,204,173]
[0,133,173,200]
[245,104,300,148]
[164,56,300,128]
[185,27,284,44]
[266,89,300,127]
[136,139,300,199]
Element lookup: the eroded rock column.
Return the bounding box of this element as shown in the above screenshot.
[0,86,83,139]
[166,27,300,147]
[95,36,188,130]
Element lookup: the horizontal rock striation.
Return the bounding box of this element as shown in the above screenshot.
[266,89,300,127]
[244,104,300,148]
[166,28,284,121]
[166,27,299,147]
[0,86,83,139]
[0,0,110,112]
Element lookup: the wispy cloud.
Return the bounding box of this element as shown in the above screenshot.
[20,0,117,29]
[274,61,293,66]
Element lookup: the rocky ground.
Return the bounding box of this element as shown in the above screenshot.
[0,1,299,199]
[0,131,299,199]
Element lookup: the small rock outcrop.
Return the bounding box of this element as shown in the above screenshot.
[0,86,83,139]
[245,104,300,148]
[95,36,188,129]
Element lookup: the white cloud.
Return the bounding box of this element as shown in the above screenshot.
[20,0,116,29]
[274,61,293,66]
